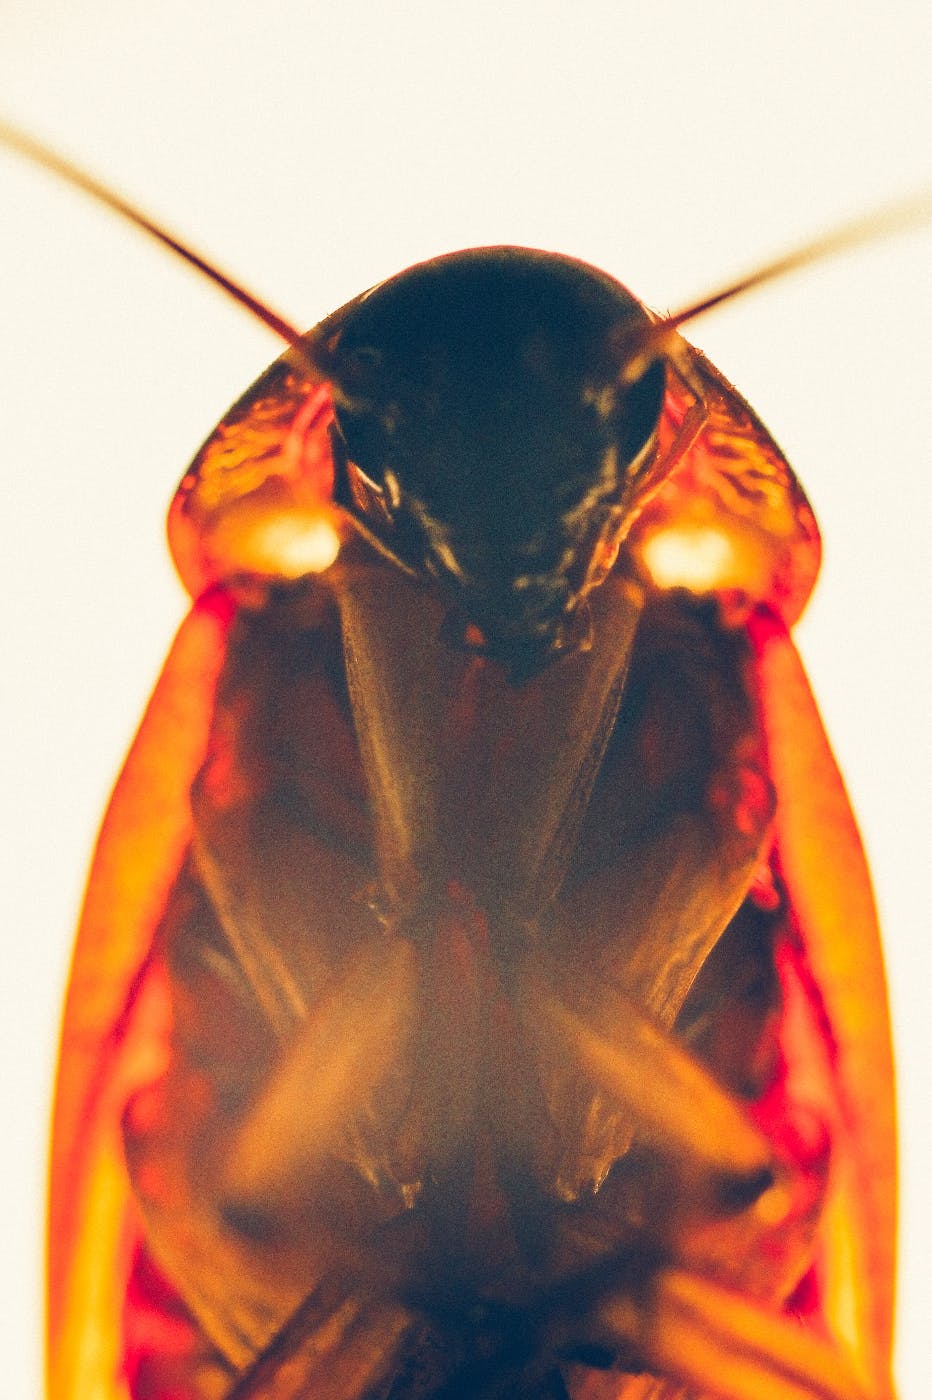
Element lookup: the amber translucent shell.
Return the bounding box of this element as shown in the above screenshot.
[48,331,894,1400]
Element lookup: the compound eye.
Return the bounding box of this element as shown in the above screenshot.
[615,356,667,469]
[333,401,393,483]
[331,345,396,479]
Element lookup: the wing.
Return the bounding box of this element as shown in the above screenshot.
[628,346,895,1396]
[48,347,344,1400]
[751,613,896,1393]
[48,589,234,1400]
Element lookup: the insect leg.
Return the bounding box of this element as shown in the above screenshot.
[588,1269,874,1400]
[527,977,771,1185]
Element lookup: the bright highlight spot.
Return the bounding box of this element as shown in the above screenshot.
[250,512,342,576]
[640,525,735,592]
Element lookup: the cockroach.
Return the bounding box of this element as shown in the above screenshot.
[3,123,920,1400]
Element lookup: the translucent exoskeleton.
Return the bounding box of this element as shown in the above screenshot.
[46,247,896,1400]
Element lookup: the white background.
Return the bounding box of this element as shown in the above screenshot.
[1,3,929,1394]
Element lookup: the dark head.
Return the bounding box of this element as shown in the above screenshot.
[326,248,666,671]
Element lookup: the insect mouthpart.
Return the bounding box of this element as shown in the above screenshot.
[336,440,626,676]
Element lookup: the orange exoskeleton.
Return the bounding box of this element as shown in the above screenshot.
[3,125,902,1400]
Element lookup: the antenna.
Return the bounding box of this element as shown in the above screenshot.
[0,118,306,349]
[618,187,932,376]
[3,117,929,379]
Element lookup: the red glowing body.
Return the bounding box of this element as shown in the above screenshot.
[47,250,896,1400]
